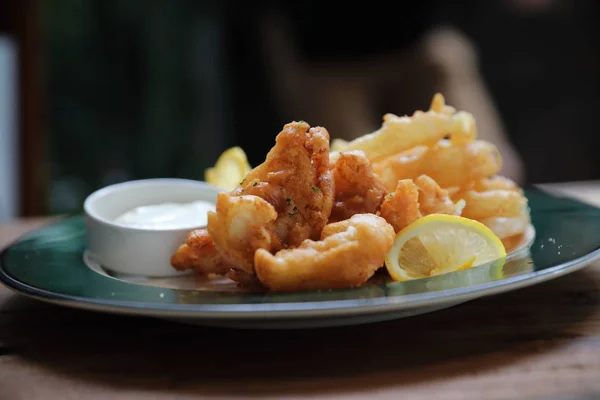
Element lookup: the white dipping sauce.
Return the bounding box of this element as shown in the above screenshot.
[113,201,215,229]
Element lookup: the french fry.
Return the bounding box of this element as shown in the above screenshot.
[331,138,349,152]
[468,176,519,192]
[430,92,456,115]
[450,176,529,246]
[330,93,476,163]
[456,189,527,220]
[479,215,530,240]
[373,140,502,190]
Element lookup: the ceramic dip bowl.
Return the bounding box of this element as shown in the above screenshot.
[83,178,222,277]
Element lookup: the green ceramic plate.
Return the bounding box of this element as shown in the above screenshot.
[1,188,599,329]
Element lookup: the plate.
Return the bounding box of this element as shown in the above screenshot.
[1,188,600,329]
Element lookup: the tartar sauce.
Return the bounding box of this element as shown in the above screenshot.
[113,201,215,229]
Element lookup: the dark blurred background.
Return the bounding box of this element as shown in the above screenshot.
[0,0,598,220]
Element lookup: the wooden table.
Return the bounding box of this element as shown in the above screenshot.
[1,184,600,400]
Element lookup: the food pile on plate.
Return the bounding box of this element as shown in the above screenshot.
[170,94,531,292]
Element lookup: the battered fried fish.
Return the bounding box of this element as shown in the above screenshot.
[330,150,388,223]
[176,121,335,282]
[170,228,232,275]
[229,121,334,247]
[254,214,395,292]
[207,194,279,274]
[378,175,459,233]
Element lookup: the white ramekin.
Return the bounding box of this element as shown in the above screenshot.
[83,178,222,277]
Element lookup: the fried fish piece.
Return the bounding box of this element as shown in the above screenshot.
[378,179,421,234]
[414,175,458,216]
[230,121,334,247]
[170,228,232,275]
[254,214,395,292]
[378,175,459,233]
[201,121,335,282]
[330,150,388,222]
[207,194,279,274]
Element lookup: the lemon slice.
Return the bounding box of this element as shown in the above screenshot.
[385,214,506,281]
[205,147,251,191]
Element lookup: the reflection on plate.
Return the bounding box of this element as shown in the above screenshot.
[1,189,599,329]
[85,252,248,292]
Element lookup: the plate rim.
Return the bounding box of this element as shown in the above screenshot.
[2,186,599,320]
[1,231,598,320]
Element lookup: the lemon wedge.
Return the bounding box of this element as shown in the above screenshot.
[205,147,252,191]
[385,214,506,281]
